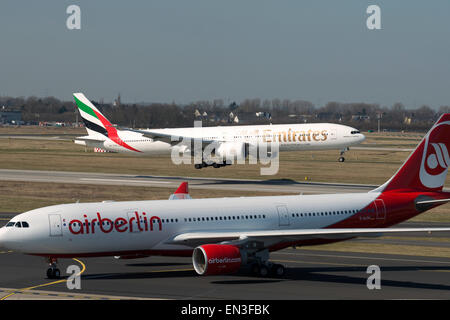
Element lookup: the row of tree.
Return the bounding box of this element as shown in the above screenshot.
[1,95,449,131]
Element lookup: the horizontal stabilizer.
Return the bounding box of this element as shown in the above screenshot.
[416,198,450,205]
[74,136,105,143]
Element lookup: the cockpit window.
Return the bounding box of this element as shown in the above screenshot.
[351,130,360,134]
[22,222,29,228]
[6,222,15,227]
[15,222,22,228]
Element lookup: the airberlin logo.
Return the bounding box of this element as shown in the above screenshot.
[426,143,449,171]
[208,257,241,264]
[419,122,450,189]
[68,212,162,235]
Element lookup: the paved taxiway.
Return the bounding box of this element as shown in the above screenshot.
[0,168,378,194]
[1,216,450,300]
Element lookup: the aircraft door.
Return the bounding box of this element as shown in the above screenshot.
[277,205,290,227]
[48,214,62,237]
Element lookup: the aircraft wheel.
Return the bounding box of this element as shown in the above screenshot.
[47,268,61,279]
[250,263,260,275]
[53,268,61,279]
[271,264,285,277]
[259,265,269,277]
[46,268,54,279]
[194,164,202,169]
[213,163,220,168]
[338,157,345,162]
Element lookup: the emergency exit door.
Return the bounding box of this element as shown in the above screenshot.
[277,205,290,227]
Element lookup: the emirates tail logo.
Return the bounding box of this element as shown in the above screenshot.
[419,122,450,189]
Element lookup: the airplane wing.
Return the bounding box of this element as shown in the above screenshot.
[168,227,450,247]
[123,128,220,147]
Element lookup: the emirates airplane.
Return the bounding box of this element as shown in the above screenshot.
[73,93,365,167]
[1,114,450,279]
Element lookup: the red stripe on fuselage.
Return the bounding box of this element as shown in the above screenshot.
[92,110,141,153]
[326,191,450,229]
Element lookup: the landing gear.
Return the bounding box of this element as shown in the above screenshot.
[46,257,61,279]
[194,160,231,169]
[271,263,285,276]
[338,147,349,162]
[250,262,285,277]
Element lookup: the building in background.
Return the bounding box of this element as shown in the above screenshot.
[0,107,22,124]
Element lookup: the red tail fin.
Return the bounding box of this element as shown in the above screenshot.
[377,114,450,193]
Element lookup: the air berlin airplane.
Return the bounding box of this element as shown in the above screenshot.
[73,93,365,166]
[2,114,450,279]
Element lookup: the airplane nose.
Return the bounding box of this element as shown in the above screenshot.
[360,134,366,142]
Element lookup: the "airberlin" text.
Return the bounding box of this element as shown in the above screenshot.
[68,212,162,235]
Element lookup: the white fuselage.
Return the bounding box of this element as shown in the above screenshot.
[78,123,365,155]
[0,192,379,256]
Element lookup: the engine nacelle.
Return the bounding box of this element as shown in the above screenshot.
[192,244,242,275]
[215,142,248,162]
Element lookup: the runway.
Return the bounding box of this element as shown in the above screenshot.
[0,168,377,194]
[1,216,450,300]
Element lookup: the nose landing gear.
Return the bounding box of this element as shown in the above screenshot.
[338,147,349,162]
[46,257,61,279]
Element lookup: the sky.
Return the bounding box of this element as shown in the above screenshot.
[1,1,449,109]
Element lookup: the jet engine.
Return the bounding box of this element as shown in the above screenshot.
[192,244,242,275]
[215,142,248,162]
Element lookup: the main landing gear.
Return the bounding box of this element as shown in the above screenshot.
[46,257,61,279]
[246,248,286,277]
[194,160,232,169]
[250,262,285,277]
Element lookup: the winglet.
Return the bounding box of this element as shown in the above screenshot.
[169,182,192,200]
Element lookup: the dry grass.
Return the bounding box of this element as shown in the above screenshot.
[0,181,288,214]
